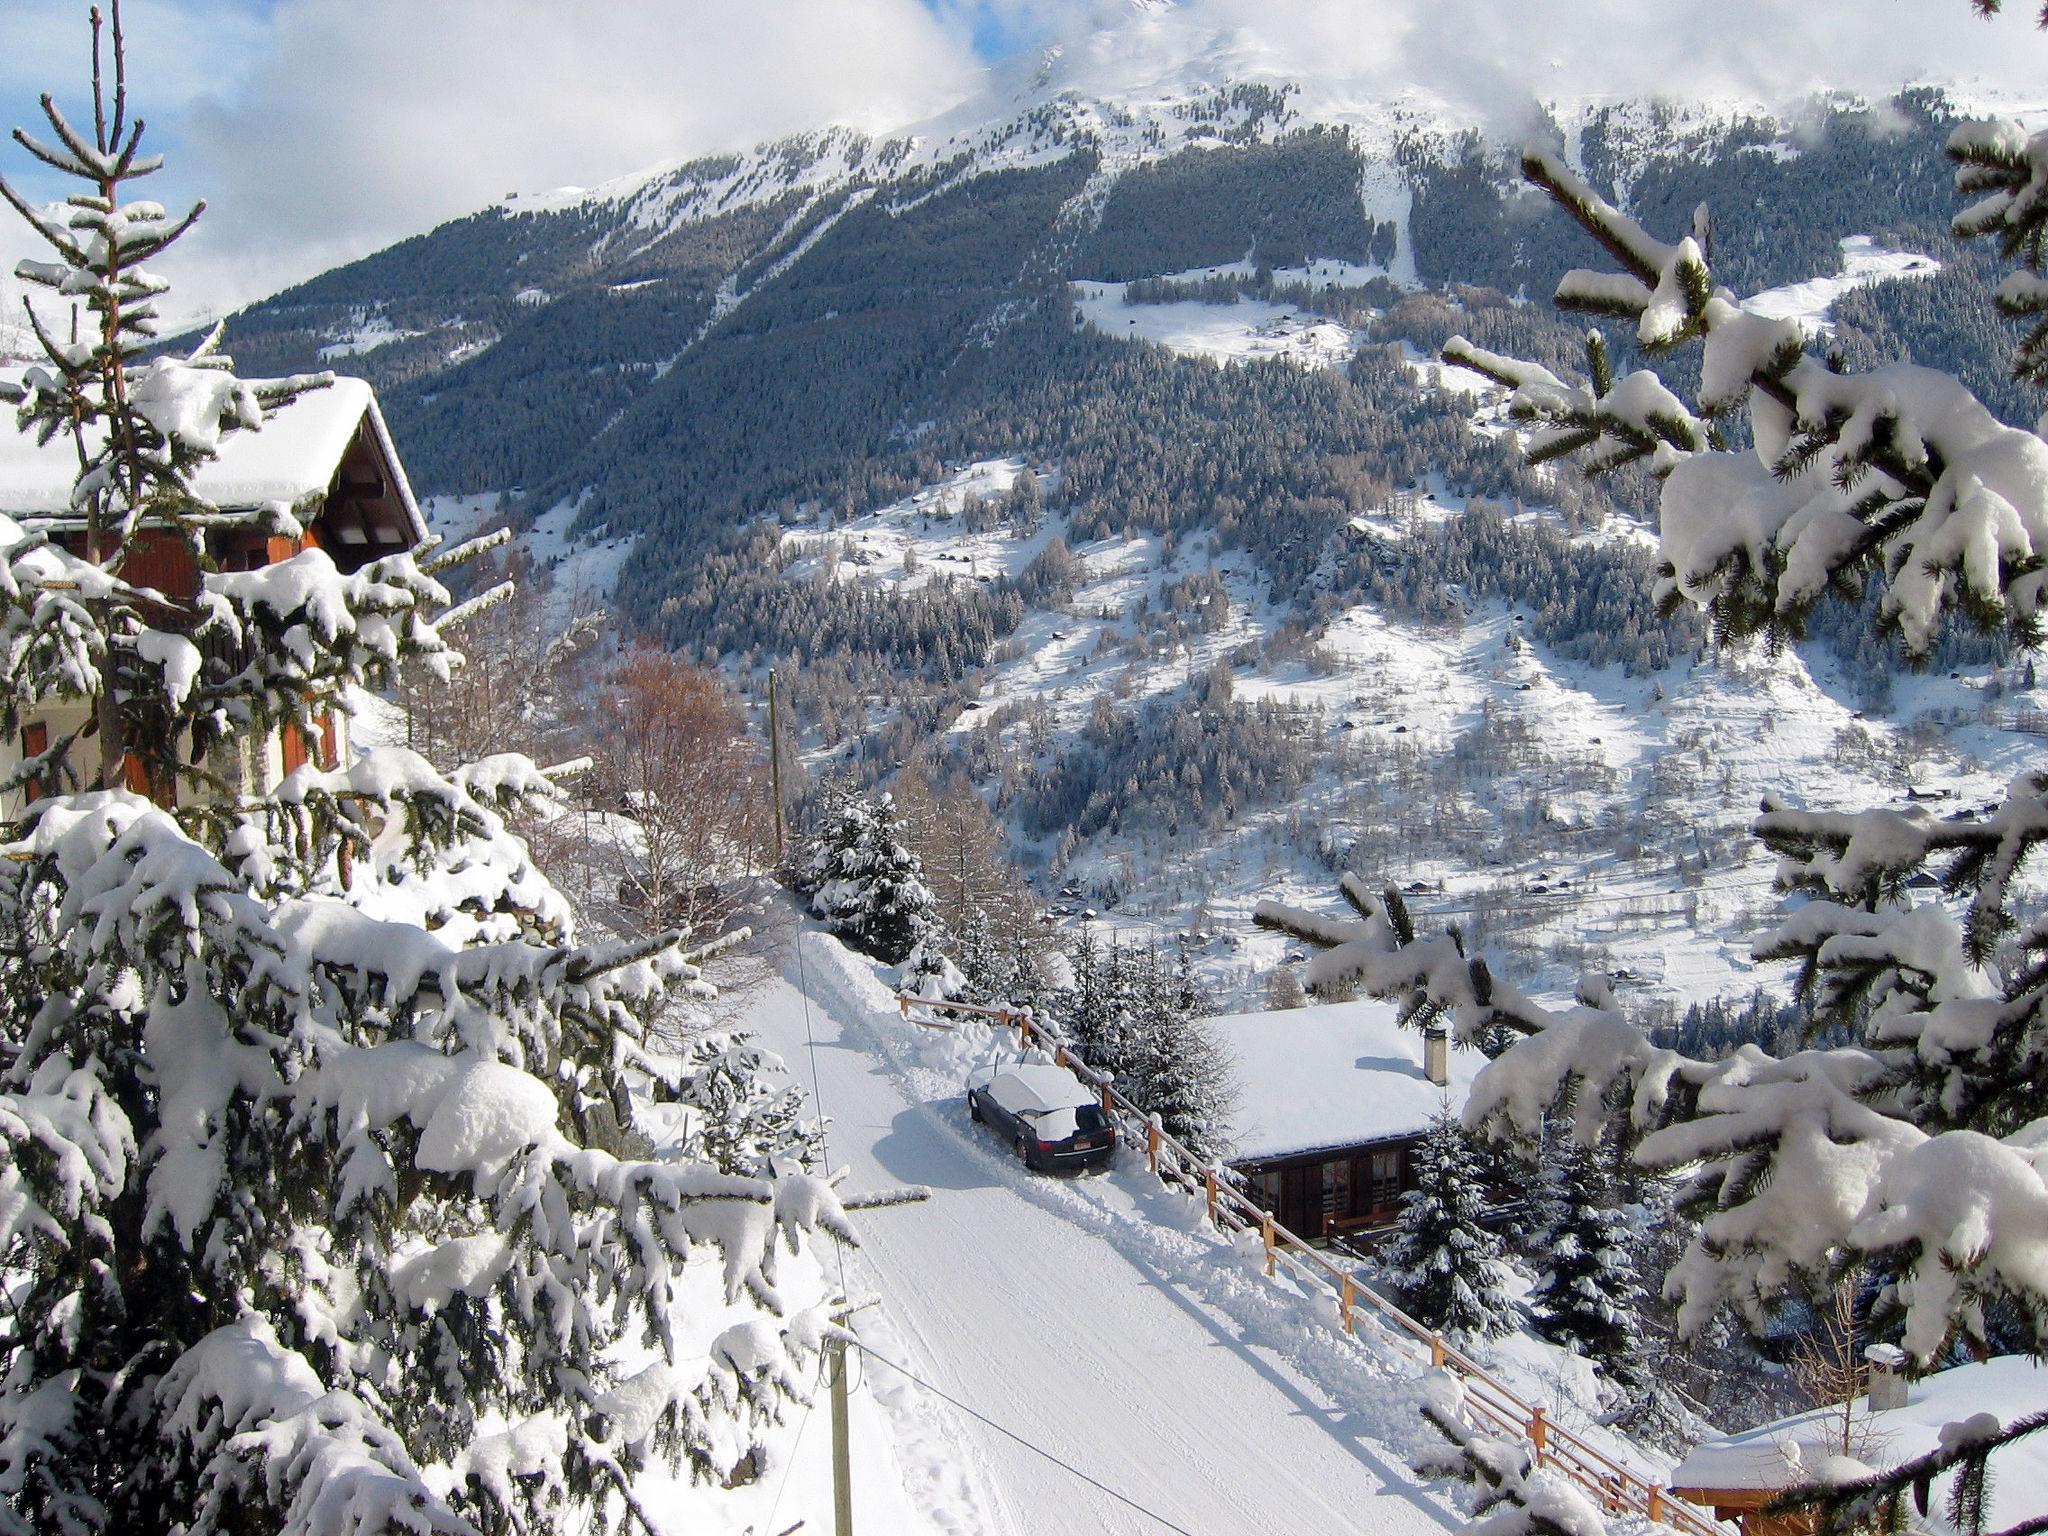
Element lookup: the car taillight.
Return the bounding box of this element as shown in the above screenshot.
[1036,1138,1054,1151]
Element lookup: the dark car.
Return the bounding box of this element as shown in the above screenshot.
[965,1062,1117,1172]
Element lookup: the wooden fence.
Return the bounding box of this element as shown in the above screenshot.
[897,992,1723,1536]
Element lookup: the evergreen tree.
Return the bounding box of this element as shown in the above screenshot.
[799,788,940,964]
[1260,7,2048,1522]
[0,16,850,1531]
[1377,1110,1516,1344]
[1057,936,1233,1157]
[659,1033,818,1178]
[1527,1137,1644,1375]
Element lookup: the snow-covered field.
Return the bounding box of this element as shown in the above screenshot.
[1073,271,1361,371]
[317,308,422,359]
[1740,235,1939,330]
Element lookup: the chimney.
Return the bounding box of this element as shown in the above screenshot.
[1865,1343,1909,1412]
[1423,1028,1449,1088]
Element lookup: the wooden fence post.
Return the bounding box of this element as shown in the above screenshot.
[1261,1214,1276,1276]
[1052,1043,1067,1069]
[1100,1081,1115,1117]
[1529,1406,1548,1467]
[1429,1334,1445,1369]
[1146,1120,1160,1174]
[1340,1275,1355,1335]
[1646,1486,1664,1523]
[1204,1166,1219,1226]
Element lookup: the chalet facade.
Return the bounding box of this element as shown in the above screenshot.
[0,376,426,814]
[1209,999,1484,1241]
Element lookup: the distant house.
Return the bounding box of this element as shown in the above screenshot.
[0,375,425,813]
[1669,1353,2048,1536]
[1209,998,1486,1241]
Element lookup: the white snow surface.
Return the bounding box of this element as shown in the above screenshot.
[1074,273,1361,371]
[1739,236,1940,332]
[317,312,422,361]
[1669,1354,2048,1530]
[1209,999,1483,1160]
[734,926,1690,1535]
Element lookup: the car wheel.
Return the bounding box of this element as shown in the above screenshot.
[1015,1133,1034,1170]
[968,1091,983,1123]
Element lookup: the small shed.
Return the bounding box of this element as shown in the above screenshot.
[1209,998,1485,1241]
[1669,1354,2048,1536]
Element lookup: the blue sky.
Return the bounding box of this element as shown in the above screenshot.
[926,1,1057,60]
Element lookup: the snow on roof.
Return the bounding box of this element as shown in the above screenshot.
[0,374,425,541]
[1208,998,1483,1162]
[1669,1355,2048,1530]
[993,1064,1097,1115]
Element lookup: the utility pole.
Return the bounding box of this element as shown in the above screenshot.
[767,668,786,859]
[828,1329,853,1536]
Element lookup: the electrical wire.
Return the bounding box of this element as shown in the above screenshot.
[761,1354,825,1536]
[844,1339,1201,1536]
[788,923,850,1297]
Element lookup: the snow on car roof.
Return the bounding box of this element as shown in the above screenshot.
[992,1064,1097,1115]
[1668,1354,2048,1529]
[1206,998,1484,1161]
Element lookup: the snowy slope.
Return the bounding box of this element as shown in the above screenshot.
[779,451,2048,1023]
[746,933,1464,1535]
[738,926,1701,1534]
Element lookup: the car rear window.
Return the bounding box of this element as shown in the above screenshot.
[1073,1105,1108,1134]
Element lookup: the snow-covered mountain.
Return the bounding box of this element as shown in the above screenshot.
[216,46,2041,1020]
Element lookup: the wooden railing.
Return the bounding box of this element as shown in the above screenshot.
[897,992,1724,1536]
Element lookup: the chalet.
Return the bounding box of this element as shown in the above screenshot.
[0,375,426,813]
[1210,998,1486,1241]
[1669,1352,2048,1536]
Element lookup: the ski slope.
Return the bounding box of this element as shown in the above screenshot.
[741,930,1467,1536]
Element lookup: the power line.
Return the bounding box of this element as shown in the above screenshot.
[788,926,851,1299]
[844,1339,1200,1536]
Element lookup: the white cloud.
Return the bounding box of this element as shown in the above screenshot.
[9,0,2048,328]
[6,0,982,324]
[1042,0,2048,127]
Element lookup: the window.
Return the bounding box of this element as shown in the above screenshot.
[1321,1158,1351,1222]
[1367,1148,1401,1209]
[20,721,48,802]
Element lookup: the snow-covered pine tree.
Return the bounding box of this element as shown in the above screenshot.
[1527,1136,1643,1376]
[799,787,940,965]
[1377,1109,1515,1343]
[1056,936,1233,1157]
[0,12,850,1533]
[654,1032,818,1178]
[1259,6,2048,1523]
[1131,941,1234,1160]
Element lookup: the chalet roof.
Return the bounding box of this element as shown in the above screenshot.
[1668,1355,2048,1531]
[0,374,425,542]
[1209,998,1485,1162]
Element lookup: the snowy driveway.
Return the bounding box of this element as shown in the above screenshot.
[739,933,1463,1536]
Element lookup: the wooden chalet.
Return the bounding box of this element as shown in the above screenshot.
[1668,1354,2048,1536]
[0,375,426,812]
[1210,999,1484,1241]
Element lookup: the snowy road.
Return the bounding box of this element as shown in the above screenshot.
[740,932,1463,1536]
